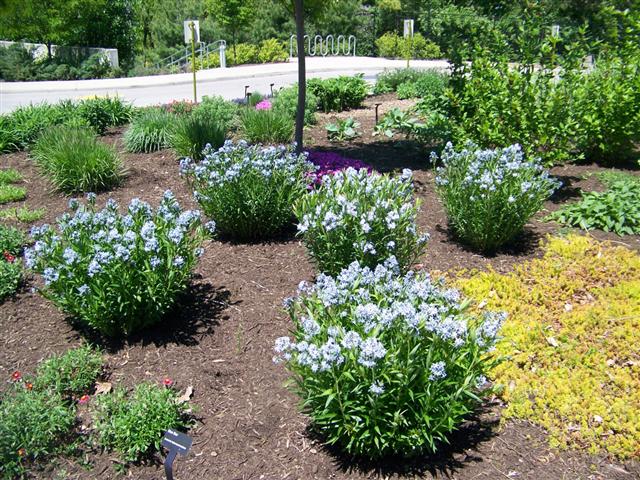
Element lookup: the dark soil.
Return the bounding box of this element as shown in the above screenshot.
[1,95,639,479]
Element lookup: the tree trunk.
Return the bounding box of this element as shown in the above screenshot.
[294,0,305,153]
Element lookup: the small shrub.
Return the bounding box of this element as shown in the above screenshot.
[374,68,434,95]
[240,107,294,144]
[0,207,46,223]
[76,96,132,135]
[295,168,428,276]
[433,142,560,254]
[272,84,318,125]
[32,126,124,194]
[376,32,441,59]
[547,181,640,235]
[0,184,27,204]
[25,192,207,337]
[0,224,26,255]
[93,383,190,463]
[181,140,313,241]
[258,38,288,63]
[229,43,259,65]
[162,100,196,116]
[170,115,227,161]
[325,117,361,142]
[0,254,22,301]
[0,168,23,184]
[193,96,238,131]
[0,385,75,479]
[274,258,504,458]
[34,345,103,399]
[124,109,175,153]
[308,75,368,112]
[375,32,403,58]
[396,70,448,101]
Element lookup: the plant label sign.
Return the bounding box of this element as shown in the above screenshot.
[184,20,200,44]
[162,429,193,480]
[403,19,414,39]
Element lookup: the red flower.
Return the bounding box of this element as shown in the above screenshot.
[78,394,90,404]
[3,251,15,263]
[11,371,21,382]
[25,382,33,391]
[162,378,174,387]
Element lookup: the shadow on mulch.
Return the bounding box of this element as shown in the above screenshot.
[550,174,585,203]
[312,403,499,478]
[68,278,234,352]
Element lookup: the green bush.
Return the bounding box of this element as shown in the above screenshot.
[295,168,428,276]
[272,84,318,125]
[0,184,27,204]
[25,193,206,337]
[307,75,368,112]
[124,109,175,153]
[34,345,103,399]
[374,68,430,95]
[93,383,190,463]
[258,38,288,63]
[32,126,124,194]
[0,386,75,479]
[0,224,25,255]
[274,258,504,457]
[547,178,640,235]
[193,96,238,131]
[170,115,227,161]
[181,141,313,241]
[229,43,259,65]
[434,142,560,254]
[76,96,132,135]
[396,70,448,100]
[0,255,22,301]
[375,32,442,59]
[2,102,78,151]
[240,107,294,144]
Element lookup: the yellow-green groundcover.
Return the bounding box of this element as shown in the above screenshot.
[457,234,640,458]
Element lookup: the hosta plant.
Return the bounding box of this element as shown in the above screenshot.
[181,140,314,241]
[25,192,209,337]
[274,257,504,458]
[325,117,361,142]
[295,168,428,276]
[434,142,560,254]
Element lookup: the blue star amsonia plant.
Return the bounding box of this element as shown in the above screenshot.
[274,257,504,457]
[433,142,561,254]
[25,192,210,337]
[181,140,315,241]
[294,168,428,276]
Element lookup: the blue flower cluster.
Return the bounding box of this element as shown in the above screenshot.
[25,192,206,336]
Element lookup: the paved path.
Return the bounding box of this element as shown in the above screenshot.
[0,57,449,113]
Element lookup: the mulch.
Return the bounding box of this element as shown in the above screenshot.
[1,94,639,479]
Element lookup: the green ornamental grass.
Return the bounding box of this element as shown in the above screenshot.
[124,109,175,153]
[32,126,124,194]
[170,114,227,161]
[240,106,294,144]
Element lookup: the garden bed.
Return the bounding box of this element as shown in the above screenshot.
[1,94,639,479]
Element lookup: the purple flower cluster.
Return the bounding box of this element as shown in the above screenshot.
[306,151,373,185]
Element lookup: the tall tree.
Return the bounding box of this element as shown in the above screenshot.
[205,0,256,63]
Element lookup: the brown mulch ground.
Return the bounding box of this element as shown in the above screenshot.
[1,95,639,479]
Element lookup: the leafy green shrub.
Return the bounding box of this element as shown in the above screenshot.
[0,168,23,184]
[0,224,25,255]
[307,75,368,112]
[32,126,124,194]
[433,142,560,254]
[0,184,26,204]
[396,70,448,100]
[25,193,207,337]
[124,109,175,153]
[181,141,313,241]
[170,115,227,161]
[34,345,103,399]
[375,32,403,58]
[295,168,428,276]
[325,117,361,142]
[374,68,424,95]
[547,180,640,235]
[0,385,75,479]
[0,254,22,301]
[274,258,504,457]
[76,96,132,135]
[193,95,238,131]
[229,43,259,65]
[93,383,190,463]
[258,38,288,63]
[375,32,442,59]
[272,84,318,125]
[240,107,294,144]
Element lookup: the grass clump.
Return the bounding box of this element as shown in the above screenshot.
[0,168,23,184]
[0,184,26,204]
[240,107,293,144]
[0,207,46,223]
[170,115,227,161]
[124,109,175,153]
[32,126,124,194]
[34,345,103,399]
[456,234,640,458]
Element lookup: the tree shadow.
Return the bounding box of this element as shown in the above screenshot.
[69,277,234,352]
[310,402,500,478]
[549,174,585,204]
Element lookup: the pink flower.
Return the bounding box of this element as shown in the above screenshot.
[78,394,90,404]
[3,251,15,263]
[11,371,21,382]
[163,378,174,387]
[255,99,272,111]
[306,151,373,186]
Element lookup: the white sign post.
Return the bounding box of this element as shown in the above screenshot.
[551,24,560,39]
[403,19,414,68]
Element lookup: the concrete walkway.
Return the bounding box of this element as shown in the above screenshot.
[0,57,450,113]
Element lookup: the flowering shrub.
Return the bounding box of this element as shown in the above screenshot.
[25,192,207,337]
[295,168,428,276]
[307,151,372,184]
[255,99,272,111]
[433,142,560,254]
[181,140,314,241]
[274,258,504,457]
